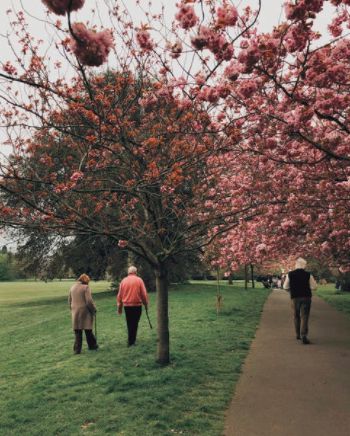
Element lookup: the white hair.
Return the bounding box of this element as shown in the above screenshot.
[295,257,307,269]
[128,265,137,274]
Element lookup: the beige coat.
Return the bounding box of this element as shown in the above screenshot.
[68,282,96,330]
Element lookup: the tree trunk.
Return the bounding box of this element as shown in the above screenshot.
[127,251,136,267]
[250,264,255,289]
[228,274,233,285]
[155,265,170,365]
[244,264,248,290]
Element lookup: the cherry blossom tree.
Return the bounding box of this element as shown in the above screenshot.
[0,0,269,364]
[175,0,350,273]
[0,68,257,365]
[0,74,205,363]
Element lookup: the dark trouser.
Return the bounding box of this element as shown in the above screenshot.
[74,329,98,354]
[124,306,142,346]
[292,298,311,337]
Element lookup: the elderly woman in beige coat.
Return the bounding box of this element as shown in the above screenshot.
[68,274,98,354]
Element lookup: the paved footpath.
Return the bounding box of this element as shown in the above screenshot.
[224,289,350,436]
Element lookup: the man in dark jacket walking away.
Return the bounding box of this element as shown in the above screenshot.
[283,257,317,344]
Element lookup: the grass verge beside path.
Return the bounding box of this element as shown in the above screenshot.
[317,284,350,317]
[0,281,269,436]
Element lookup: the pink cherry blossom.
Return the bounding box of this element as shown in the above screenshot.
[42,0,85,16]
[216,4,238,28]
[70,171,84,182]
[3,61,17,76]
[284,22,310,53]
[237,41,260,72]
[238,80,258,99]
[191,26,234,61]
[54,183,71,193]
[175,4,198,30]
[198,87,220,103]
[256,243,267,252]
[70,23,114,67]
[284,0,323,22]
[191,26,212,50]
[328,11,349,37]
[139,94,158,110]
[136,29,154,51]
[176,98,192,110]
[211,34,234,61]
[167,40,183,59]
[118,240,128,248]
[224,61,241,81]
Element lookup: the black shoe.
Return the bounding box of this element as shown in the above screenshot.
[89,345,99,350]
[296,335,301,340]
[302,336,310,344]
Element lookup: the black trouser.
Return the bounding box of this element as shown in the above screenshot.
[292,298,312,337]
[124,306,142,346]
[74,329,98,354]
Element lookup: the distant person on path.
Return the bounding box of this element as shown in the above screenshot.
[281,273,287,289]
[117,266,149,346]
[283,257,317,344]
[68,274,98,354]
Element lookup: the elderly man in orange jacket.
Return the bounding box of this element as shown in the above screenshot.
[117,265,149,346]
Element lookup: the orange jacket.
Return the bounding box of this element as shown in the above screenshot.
[117,273,149,307]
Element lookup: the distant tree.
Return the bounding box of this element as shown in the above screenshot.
[337,271,350,292]
[0,253,14,281]
[306,258,334,282]
[62,235,127,281]
[45,250,68,281]
[15,231,61,279]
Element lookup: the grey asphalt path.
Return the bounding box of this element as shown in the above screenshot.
[224,289,350,436]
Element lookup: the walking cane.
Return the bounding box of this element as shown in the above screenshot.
[94,311,97,342]
[145,305,153,329]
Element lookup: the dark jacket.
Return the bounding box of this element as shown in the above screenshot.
[288,269,312,299]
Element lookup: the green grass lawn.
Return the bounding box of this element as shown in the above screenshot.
[0,279,110,304]
[0,280,270,436]
[317,284,350,317]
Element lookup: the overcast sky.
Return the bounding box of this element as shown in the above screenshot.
[0,1,286,38]
[0,0,336,85]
